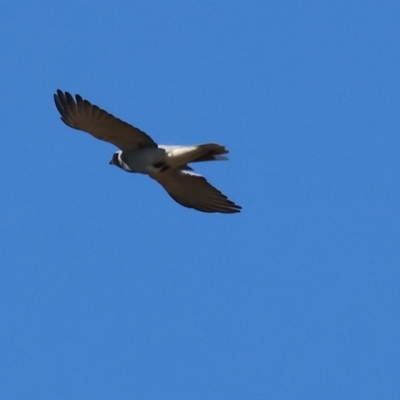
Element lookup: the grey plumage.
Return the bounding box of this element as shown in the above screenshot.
[54,90,241,214]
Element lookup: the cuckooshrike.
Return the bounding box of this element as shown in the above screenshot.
[54,90,241,214]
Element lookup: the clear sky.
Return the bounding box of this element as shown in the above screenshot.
[1,1,399,399]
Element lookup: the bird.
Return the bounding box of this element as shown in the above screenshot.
[54,90,242,214]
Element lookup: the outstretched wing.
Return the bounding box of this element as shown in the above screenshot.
[151,169,241,214]
[54,90,157,150]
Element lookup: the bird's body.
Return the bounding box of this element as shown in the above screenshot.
[54,90,241,213]
[114,147,167,174]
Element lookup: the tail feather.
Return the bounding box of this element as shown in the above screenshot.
[192,153,229,162]
[165,143,229,168]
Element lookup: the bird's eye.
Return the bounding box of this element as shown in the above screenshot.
[153,162,165,168]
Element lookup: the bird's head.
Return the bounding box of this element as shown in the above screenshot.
[109,151,132,172]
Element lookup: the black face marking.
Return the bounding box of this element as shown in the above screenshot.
[109,153,119,165]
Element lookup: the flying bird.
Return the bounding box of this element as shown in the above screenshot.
[54,90,241,214]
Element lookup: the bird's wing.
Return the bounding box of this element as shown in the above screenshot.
[54,90,157,150]
[151,169,241,214]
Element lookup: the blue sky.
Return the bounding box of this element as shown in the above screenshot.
[1,1,400,399]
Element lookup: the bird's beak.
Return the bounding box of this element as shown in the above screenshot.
[109,159,114,165]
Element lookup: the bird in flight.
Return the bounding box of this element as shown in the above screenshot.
[54,90,242,214]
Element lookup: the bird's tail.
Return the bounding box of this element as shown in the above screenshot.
[164,143,229,168]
